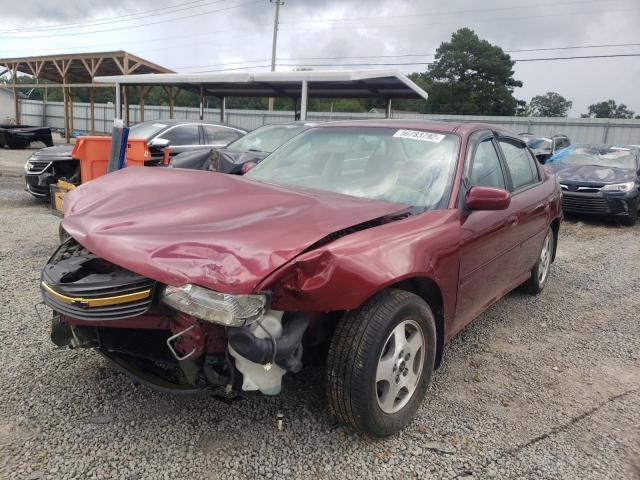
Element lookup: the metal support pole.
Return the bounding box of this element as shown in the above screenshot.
[300,80,308,121]
[199,85,204,120]
[385,98,392,118]
[268,0,283,111]
[219,96,225,123]
[115,82,122,120]
[123,86,129,126]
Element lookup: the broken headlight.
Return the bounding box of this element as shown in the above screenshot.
[161,284,266,326]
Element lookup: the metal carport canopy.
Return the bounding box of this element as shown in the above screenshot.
[93,69,429,122]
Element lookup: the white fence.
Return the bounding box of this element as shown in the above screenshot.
[18,99,640,145]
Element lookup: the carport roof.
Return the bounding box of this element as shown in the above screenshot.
[93,69,429,100]
[0,51,173,85]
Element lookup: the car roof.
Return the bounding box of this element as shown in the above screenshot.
[132,118,247,132]
[313,118,515,137]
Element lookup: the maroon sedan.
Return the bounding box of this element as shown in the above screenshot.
[42,120,562,437]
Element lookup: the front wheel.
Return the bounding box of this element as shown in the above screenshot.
[326,289,436,437]
[521,227,555,295]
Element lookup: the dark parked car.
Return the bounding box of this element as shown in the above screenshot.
[42,120,561,437]
[547,144,640,225]
[519,133,571,163]
[0,124,53,149]
[169,121,314,173]
[24,119,247,198]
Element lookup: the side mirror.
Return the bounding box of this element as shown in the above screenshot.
[466,186,511,211]
[148,137,170,149]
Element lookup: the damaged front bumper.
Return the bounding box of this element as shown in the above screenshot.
[41,239,310,398]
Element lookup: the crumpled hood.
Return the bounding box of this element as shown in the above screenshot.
[32,144,74,161]
[62,167,407,294]
[548,163,635,185]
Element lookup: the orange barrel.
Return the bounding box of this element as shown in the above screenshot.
[71,136,112,184]
[125,138,151,167]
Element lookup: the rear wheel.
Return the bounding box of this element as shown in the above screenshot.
[521,228,554,294]
[326,289,436,437]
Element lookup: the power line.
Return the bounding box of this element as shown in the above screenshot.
[0,0,263,40]
[275,52,640,68]
[173,58,272,69]
[0,0,215,34]
[277,42,640,61]
[279,0,614,24]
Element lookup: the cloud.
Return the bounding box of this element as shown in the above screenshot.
[0,0,639,115]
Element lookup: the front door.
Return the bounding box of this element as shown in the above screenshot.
[455,133,522,329]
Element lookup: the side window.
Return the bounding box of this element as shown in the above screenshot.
[499,140,539,190]
[205,125,242,145]
[160,125,200,146]
[555,137,569,150]
[469,139,506,190]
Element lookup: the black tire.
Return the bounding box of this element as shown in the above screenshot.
[622,205,637,226]
[521,227,555,295]
[326,289,437,437]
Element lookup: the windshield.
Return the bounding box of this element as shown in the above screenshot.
[245,127,460,209]
[527,138,552,151]
[550,145,637,169]
[129,122,169,140]
[226,124,307,153]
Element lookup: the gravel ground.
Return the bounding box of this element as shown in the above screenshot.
[0,148,639,480]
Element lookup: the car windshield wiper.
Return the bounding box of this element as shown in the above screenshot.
[247,149,269,153]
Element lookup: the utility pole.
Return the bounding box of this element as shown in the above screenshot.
[268,0,284,111]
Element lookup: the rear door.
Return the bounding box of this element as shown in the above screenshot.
[456,131,522,327]
[157,124,202,155]
[496,136,550,277]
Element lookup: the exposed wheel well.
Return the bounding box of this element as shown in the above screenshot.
[389,277,445,369]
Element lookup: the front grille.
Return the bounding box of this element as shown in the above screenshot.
[561,193,611,214]
[27,160,52,174]
[41,239,156,321]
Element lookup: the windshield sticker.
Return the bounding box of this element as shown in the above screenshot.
[393,129,445,143]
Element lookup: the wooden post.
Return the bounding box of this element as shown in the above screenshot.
[139,86,146,123]
[89,89,95,134]
[63,87,70,143]
[43,87,48,127]
[219,96,225,123]
[69,88,74,134]
[164,86,176,119]
[11,63,19,125]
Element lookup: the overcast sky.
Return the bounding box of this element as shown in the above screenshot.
[1,0,639,116]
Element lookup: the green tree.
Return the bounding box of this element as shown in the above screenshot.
[529,92,572,117]
[516,99,532,117]
[581,99,635,119]
[419,28,522,115]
